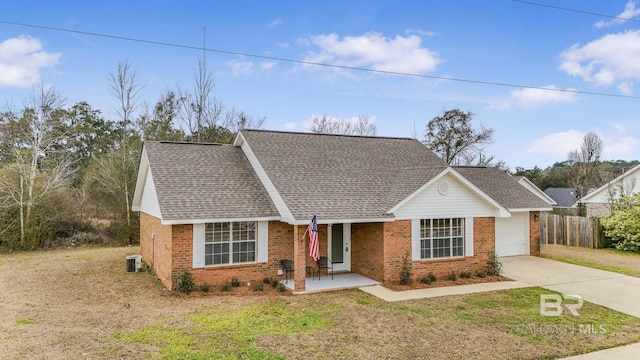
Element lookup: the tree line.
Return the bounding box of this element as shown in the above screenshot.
[1,60,635,251]
[0,59,263,251]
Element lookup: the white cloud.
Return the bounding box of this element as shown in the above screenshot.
[404,28,436,37]
[594,1,640,28]
[261,61,277,70]
[510,86,578,109]
[488,85,578,110]
[282,122,297,130]
[268,18,282,28]
[612,123,626,134]
[527,130,585,156]
[603,135,640,156]
[300,32,443,76]
[227,60,253,76]
[618,81,634,94]
[559,30,640,91]
[0,35,60,87]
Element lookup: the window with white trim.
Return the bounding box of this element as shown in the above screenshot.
[205,221,256,265]
[420,218,464,259]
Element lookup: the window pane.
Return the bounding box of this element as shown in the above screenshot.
[247,221,256,240]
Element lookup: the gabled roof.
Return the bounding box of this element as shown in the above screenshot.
[236,129,448,222]
[580,163,640,203]
[134,141,279,223]
[544,187,577,207]
[517,177,557,205]
[453,166,553,211]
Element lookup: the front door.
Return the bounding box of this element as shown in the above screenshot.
[328,223,351,272]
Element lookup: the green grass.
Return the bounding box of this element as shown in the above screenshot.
[114,302,331,359]
[113,288,640,359]
[549,256,640,278]
[14,318,35,325]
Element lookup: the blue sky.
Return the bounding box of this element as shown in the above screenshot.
[1,0,640,169]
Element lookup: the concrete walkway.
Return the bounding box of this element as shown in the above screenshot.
[359,280,531,301]
[360,256,640,359]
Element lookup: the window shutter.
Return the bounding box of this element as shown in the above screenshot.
[411,219,421,261]
[465,217,474,257]
[257,221,269,263]
[192,223,205,268]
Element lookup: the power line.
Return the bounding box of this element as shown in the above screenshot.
[1,18,639,100]
[512,0,640,23]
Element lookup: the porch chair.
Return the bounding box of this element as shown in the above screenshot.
[317,256,333,280]
[280,259,294,283]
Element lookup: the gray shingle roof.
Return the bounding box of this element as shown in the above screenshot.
[239,129,447,220]
[453,166,552,210]
[544,187,577,207]
[144,141,279,221]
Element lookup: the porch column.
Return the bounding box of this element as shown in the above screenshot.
[293,224,306,292]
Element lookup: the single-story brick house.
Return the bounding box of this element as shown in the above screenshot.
[132,129,552,292]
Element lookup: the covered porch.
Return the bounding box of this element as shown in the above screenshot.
[281,272,380,293]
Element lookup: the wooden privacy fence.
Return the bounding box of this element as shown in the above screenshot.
[540,213,607,248]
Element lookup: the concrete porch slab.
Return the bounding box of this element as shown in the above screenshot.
[282,273,380,293]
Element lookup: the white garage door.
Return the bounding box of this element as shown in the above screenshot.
[495,213,529,257]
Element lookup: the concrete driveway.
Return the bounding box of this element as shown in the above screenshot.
[501,256,640,318]
[502,256,640,359]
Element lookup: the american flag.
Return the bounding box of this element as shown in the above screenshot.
[308,215,319,261]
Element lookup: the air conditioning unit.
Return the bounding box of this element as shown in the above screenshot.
[126,255,142,273]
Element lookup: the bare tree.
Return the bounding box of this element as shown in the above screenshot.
[179,58,224,142]
[0,85,73,246]
[310,115,376,136]
[568,132,604,199]
[108,61,143,241]
[424,109,494,165]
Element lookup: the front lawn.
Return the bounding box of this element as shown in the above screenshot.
[541,244,640,278]
[1,246,639,359]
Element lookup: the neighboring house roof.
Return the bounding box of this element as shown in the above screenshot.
[453,167,553,211]
[544,187,577,207]
[133,141,279,223]
[235,129,448,222]
[579,163,640,204]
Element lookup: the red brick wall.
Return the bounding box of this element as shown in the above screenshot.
[139,212,173,289]
[379,218,496,283]
[189,221,297,288]
[351,222,385,281]
[529,211,540,256]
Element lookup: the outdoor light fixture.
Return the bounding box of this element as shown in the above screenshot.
[533,214,539,222]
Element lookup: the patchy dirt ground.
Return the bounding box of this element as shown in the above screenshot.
[1,246,639,360]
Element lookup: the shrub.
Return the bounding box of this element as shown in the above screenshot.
[174,270,194,294]
[220,282,231,292]
[263,277,272,285]
[460,270,471,279]
[199,282,210,293]
[427,272,436,282]
[446,271,457,281]
[231,276,240,287]
[276,282,286,292]
[270,278,279,288]
[399,254,413,285]
[420,276,432,284]
[486,250,503,276]
[601,194,640,253]
[252,282,264,292]
[476,270,487,278]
